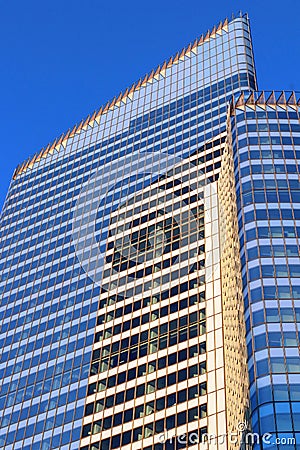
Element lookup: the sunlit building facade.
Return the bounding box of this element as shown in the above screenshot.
[0,12,299,450]
[226,91,300,448]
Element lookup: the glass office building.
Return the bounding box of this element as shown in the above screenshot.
[226,91,300,447]
[0,12,299,450]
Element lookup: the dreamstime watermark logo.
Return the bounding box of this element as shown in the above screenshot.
[158,422,295,447]
[72,148,224,294]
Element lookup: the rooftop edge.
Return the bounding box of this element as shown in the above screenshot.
[14,12,249,180]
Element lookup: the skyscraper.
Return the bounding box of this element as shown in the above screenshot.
[0,12,298,450]
[223,91,300,447]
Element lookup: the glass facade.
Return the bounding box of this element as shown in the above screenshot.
[230,91,300,449]
[0,11,298,450]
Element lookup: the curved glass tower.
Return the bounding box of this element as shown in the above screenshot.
[226,91,300,449]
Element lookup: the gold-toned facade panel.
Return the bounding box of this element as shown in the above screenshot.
[218,111,250,449]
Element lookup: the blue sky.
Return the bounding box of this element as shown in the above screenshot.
[0,0,299,209]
